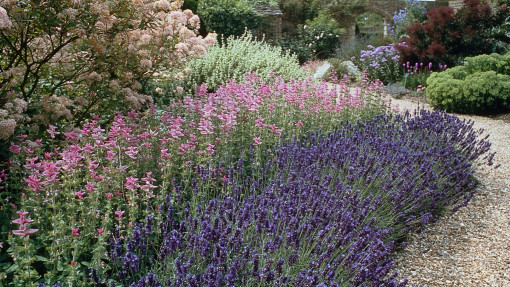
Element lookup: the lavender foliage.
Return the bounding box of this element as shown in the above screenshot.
[95,109,492,287]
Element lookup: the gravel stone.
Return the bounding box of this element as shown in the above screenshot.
[389,98,510,287]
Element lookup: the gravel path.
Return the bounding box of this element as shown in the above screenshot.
[388,98,510,286]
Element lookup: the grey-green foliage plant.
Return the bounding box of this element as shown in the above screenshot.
[181,33,307,94]
[427,53,510,114]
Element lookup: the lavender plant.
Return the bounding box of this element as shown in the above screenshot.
[94,109,493,286]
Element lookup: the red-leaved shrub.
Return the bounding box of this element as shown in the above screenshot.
[396,0,508,67]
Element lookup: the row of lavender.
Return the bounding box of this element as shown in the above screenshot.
[90,110,493,286]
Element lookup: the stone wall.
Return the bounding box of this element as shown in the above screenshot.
[253,1,457,42]
[253,5,283,41]
[448,0,464,11]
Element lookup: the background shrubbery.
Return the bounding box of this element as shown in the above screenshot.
[427,53,510,113]
[279,11,344,63]
[197,0,263,39]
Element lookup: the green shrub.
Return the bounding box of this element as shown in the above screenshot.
[197,0,262,38]
[427,53,510,113]
[300,12,344,59]
[462,53,510,74]
[182,0,198,11]
[179,33,306,95]
[278,11,344,63]
[278,35,314,64]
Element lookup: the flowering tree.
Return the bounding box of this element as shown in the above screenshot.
[0,0,216,141]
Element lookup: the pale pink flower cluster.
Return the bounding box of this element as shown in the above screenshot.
[0,0,216,139]
[0,94,28,139]
[0,6,12,29]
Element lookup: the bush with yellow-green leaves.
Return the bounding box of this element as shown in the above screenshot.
[427,53,510,114]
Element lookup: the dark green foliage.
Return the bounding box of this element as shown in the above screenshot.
[197,0,262,38]
[301,12,344,59]
[427,53,510,113]
[182,0,198,11]
[278,35,314,64]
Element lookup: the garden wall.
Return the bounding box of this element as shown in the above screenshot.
[253,5,283,41]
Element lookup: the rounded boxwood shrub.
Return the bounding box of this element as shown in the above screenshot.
[426,53,510,114]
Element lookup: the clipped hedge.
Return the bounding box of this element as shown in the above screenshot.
[427,53,510,113]
[181,33,306,94]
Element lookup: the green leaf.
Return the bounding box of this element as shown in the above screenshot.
[35,255,48,262]
[5,263,18,273]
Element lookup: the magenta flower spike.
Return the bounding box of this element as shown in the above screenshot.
[12,211,34,225]
[12,211,38,236]
[12,224,38,237]
[115,210,125,221]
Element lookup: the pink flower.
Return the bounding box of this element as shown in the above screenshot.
[253,137,262,146]
[206,144,215,153]
[97,228,104,235]
[125,146,139,159]
[254,118,267,128]
[124,176,139,190]
[12,211,34,225]
[160,148,170,159]
[72,228,80,236]
[295,120,304,127]
[105,193,113,200]
[16,135,27,141]
[9,143,21,154]
[64,131,79,141]
[24,175,45,191]
[198,118,214,135]
[75,191,85,199]
[47,125,61,139]
[12,224,38,237]
[85,182,96,191]
[115,210,125,221]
